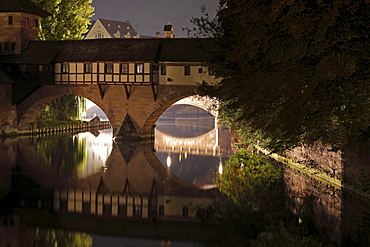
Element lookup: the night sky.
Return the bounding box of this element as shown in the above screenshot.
[91,0,219,37]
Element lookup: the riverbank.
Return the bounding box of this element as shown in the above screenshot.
[255,145,370,199]
[0,121,111,138]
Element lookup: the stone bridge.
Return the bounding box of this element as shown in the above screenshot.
[1,38,219,138]
[16,84,198,138]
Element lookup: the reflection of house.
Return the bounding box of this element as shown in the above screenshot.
[84,19,140,39]
[54,186,211,220]
[0,214,37,246]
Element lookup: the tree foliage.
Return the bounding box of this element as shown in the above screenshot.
[36,134,87,176]
[183,4,220,38]
[32,0,94,40]
[216,149,282,210]
[198,0,370,151]
[37,229,92,247]
[37,94,86,128]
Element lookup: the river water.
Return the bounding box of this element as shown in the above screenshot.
[0,104,369,246]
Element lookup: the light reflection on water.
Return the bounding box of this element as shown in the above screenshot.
[75,129,113,178]
[36,128,113,179]
[154,109,232,187]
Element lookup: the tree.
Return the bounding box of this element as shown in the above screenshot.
[32,0,94,40]
[216,149,282,211]
[37,94,86,128]
[199,0,370,151]
[37,229,92,247]
[183,4,220,38]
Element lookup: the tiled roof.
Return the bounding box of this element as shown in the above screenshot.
[158,38,216,62]
[2,38,217,64]
[0,0,50,17]
[96,18,139,38]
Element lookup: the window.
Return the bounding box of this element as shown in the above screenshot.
[136,63,143,74]
[60,200,68,210]
[11,42,16,50]
[161,65,166,75]
[0,42,2,51]
[96,33,104,39]
[84,63,92,73]
[103,204,111,215]
[134,205,141,216]
[182,206,189,217]
[198,68,203,73]
[25,17,29,26]
[208,69,214,75]
[158,205,164,216]
[38,65,43,72]
[62,63,68,73]
[105,63,113,73]
[119,205,127,216]
[4,42,10,50]
[121,63,128,74]
[35,19,39,27]
[8,16,13,25]
[184,66,190,75]
[82,202,90,213]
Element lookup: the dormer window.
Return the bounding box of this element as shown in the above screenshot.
[127,26,130,29]
[114,30,121,38]
[96,33,104,39]
[8,16,13,25]
[107,23,111,26]
[117,25,121,28]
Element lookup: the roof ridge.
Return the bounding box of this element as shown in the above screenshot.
[97,18,129,24]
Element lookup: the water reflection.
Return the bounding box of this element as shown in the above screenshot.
[1,104,370,245]
[155,104,232,188]
[36,129,113,179]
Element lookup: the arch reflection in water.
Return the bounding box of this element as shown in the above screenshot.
[37,129,113,179]
[155,103,232,188]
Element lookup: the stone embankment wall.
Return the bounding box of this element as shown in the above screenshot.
[284,140,370,191]
[341,141,370,191]
[283,165,342,244]
[284,141,343,180]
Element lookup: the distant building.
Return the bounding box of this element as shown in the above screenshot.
[84,18,141,39]
[0,0,50,54]
[163,24,174,38]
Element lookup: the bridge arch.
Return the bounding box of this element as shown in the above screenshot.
[17,84,199,137]
[136,85,198,138]
[17,85,111,131]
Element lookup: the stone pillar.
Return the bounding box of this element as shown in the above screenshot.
[0,84,18,135]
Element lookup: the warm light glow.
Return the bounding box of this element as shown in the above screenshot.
[166,156,171,168]
[85,98,95,110]
[218,163,223,174]
[76,129,113,178]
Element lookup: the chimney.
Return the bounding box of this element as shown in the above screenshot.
[163,25,174,38]
[156,32,161,38]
